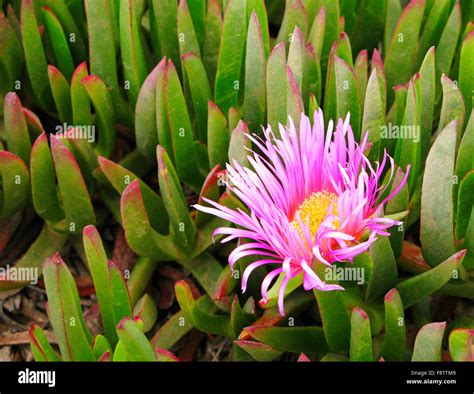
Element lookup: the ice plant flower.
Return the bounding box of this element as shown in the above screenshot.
[195,111,409,315]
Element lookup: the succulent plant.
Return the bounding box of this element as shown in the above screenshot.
[0,0,472,363]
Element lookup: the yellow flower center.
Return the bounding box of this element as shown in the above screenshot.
[290,191,338,238]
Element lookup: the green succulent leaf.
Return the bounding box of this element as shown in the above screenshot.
[175,280,232,336]
[214,0,246,114]
[70,62,93,126]
[266,41,288,131]
[48,65,73,125]
[234,340,283,361]
[396,250,466,308]
[449,328,474,361]
[459,31,474,122]
[81,75,116,158]
[350,307,373,361]
[42,6,74,81]
[43,254,94,361]
[381,289,406,361]
[411,322,446,361]
[421,119,457,266]
[244,326,329,354]
[120,180,177,261]
[117,318,156,361]
[384,0,425,103]
[243,12,267,132]
[133,293,158,333]
[29,325,61,362]
[21,0,54,109]
[83,225,117,344]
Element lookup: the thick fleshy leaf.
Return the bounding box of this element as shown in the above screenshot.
[276,0,307,45]
[202,0,222,89]
[234,340,283,361]
[43,0,87,62]
[396,250,466,308]
[48,65,73,125]
[243,12,266,132]
[449,328,474,361]
[50,135,96,234]
[381,289,406,361]
[0,151,30,219]
[384,0,425,103]
[135,60,163,158]
[42,7,74,81]
[418,47,435,165]
[361,69,384,160]
[97,156,169,234]
[208,102,229,168]
[182,52,212,141]
[116,318,156,361]
[231,296,255,337]
[21,0,54,109]
[29,325,61,362]
[355,50,368,109]
[133,293,157,333]
[120,180,177,261]
[456,171,474,241]
[415,0,451,69]
[43,254,94,361]
[437,75,465,142]
[91,335,113,361]
[30,133,63,223]
[151,310,193,350]
[365,237,398,303]
[85,0,132,127]
[385,168,409,259]
[178,0,201,58]
[286,66,304,126]
[126,257,157,307]
[214,0,246,113]
[0,11,23,117]
[460,31,474,122]
[308,7,325,60]
[350,307,373,361]
[334,56,361,140]
[319,0,340,74]
[228,121,251,167]
[411,322,446,361]
[70,62,92,126]
[175,280,232,336]
[83,225,117,344]
[421,120,457,266]
[155,348,180,362]
[149,0,180,70]
[157,146,196,253]
[435,2,461,103]
[164,60,204,190]
[455,110,474,196]
[350,0,386,55]
[314,285,351,352]
[302,44,321,109]
[247,0,270,57]
[266,41,287,131]
[119,0,147,108]
[3,92,31,166]
[243,326,329,354]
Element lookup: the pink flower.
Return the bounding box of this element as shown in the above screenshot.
[195,111,409,315]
